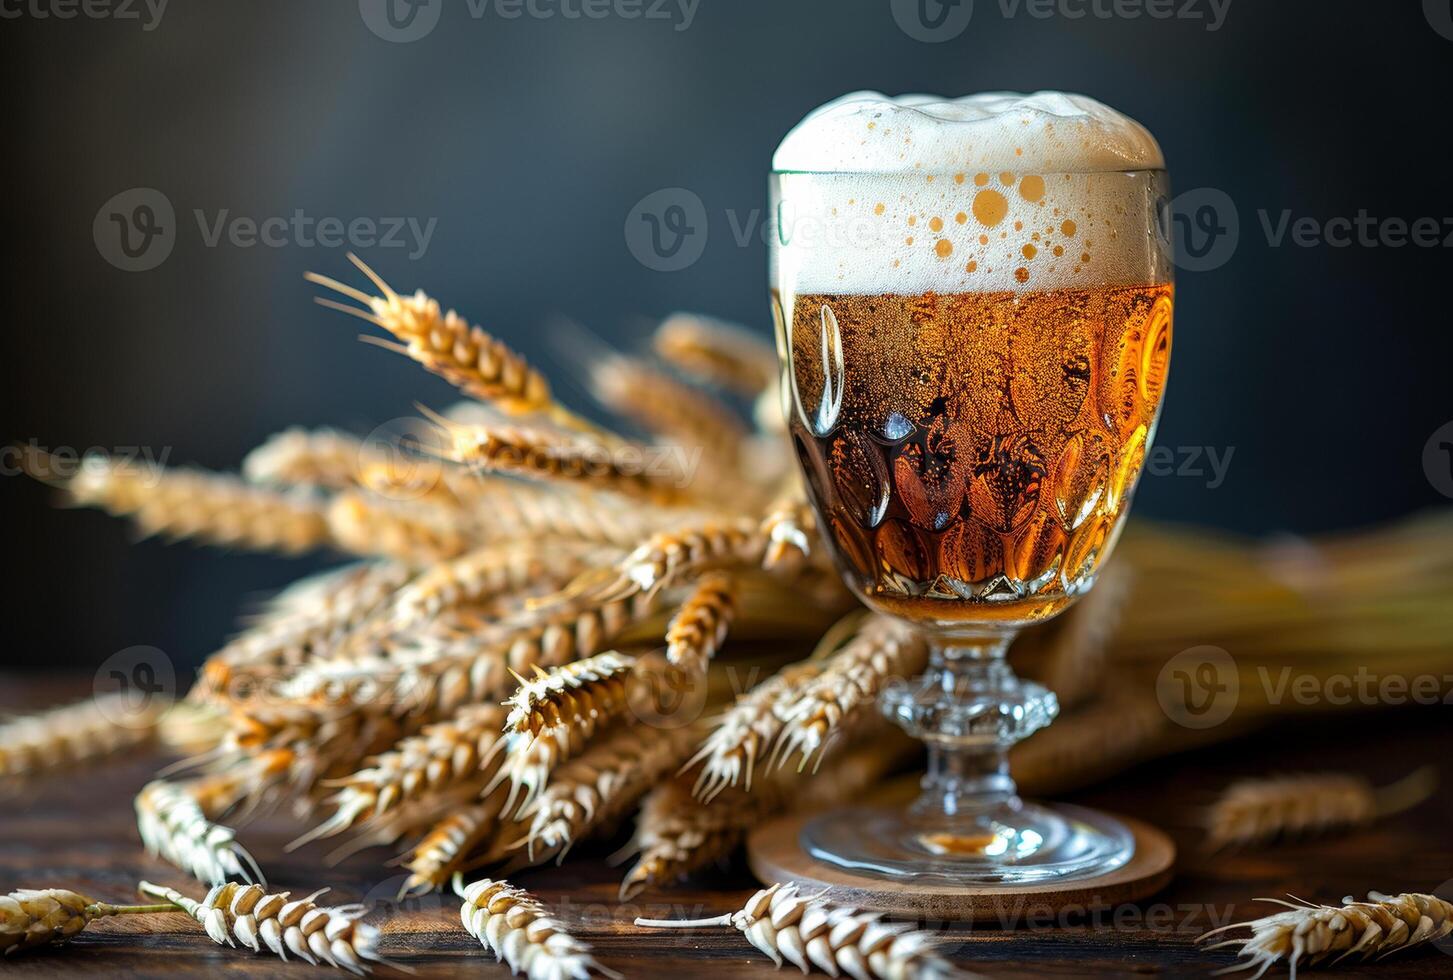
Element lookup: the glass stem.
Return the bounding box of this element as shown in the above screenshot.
[881,632,1059,825]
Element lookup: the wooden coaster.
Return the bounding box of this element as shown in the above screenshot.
[746,810,1175,923]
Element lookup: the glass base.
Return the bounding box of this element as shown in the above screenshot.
[800,801,1135,884]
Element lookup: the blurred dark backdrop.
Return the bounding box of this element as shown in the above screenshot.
[4,0,1451,672]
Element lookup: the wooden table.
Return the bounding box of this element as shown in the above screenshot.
[2,676,1449,978]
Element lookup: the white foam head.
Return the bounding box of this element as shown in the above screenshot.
[770,91,1169,293]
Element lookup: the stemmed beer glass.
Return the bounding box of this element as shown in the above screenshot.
[769,95,1172,883]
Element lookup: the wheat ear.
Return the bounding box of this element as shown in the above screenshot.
[507,724,698,867]
[135,776,265,886]
[435,416,685,505]
[140,880,384,974]
[664,572,736,676]
[0,694,161,777]
[454,876,619,980]
[242,427,371,489]
[760,484,817,571]
[636,882,969,979]
[652,311,777,396]
[326,491,477,564]
[1199,892,1453,976]
[1205,767,1438,849]
[294,704,509,846]
[580,516,766,603]
[0,889,178,956]
[772,615,927,772]
[401,796,512,894]
[308,256,558,420]
[502,652,638,740]
[64,455,329,554]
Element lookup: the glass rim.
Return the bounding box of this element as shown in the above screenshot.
[770,167,1168,177]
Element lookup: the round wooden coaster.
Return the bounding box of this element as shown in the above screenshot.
[746,810,1175,923]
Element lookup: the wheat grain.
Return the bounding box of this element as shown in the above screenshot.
[0,889,178,956]
[326,491,478,564]
[298,704,509,845]
[773,616,927,772]
[684,660,826,801]
[652,312,777,396]
[135,776,266,885]
[507,724,697,867]
[636,882,969,979]
[140,880,384,974]
[454,876,618,979]
[402,796,513,894]
[0,694,161,777]
[242,427,371,489]
[1205,768,1438,849]
[1200,892,1453,977]
[65,455,329,554]
[664,572,736,676]
[760,484,817,571]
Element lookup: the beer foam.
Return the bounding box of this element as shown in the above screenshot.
[771,91,1169,293]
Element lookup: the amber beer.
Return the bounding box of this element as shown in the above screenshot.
[778,283,1172,628]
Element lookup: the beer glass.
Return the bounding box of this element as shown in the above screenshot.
[770,148,1172,882]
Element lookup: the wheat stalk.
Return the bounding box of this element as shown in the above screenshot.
[296,704,509,845]
[772,615,927,772]
[652,311,776,396]
[636,882,969,979]
[0,889,178,956]
[663,572,736,676]
[1205,767,1438,849]
[0,694,162,777]
[684,660,826,801]
[135,776,266,885]
[507,724,698,867]
[454,876,619,979]
[140,880,384,974]
[1200,892,1453,976]
[65,455,329,554]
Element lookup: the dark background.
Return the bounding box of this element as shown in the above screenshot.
[4,0,1451,673]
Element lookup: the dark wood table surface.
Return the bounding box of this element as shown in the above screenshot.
[2,676,1449,978]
